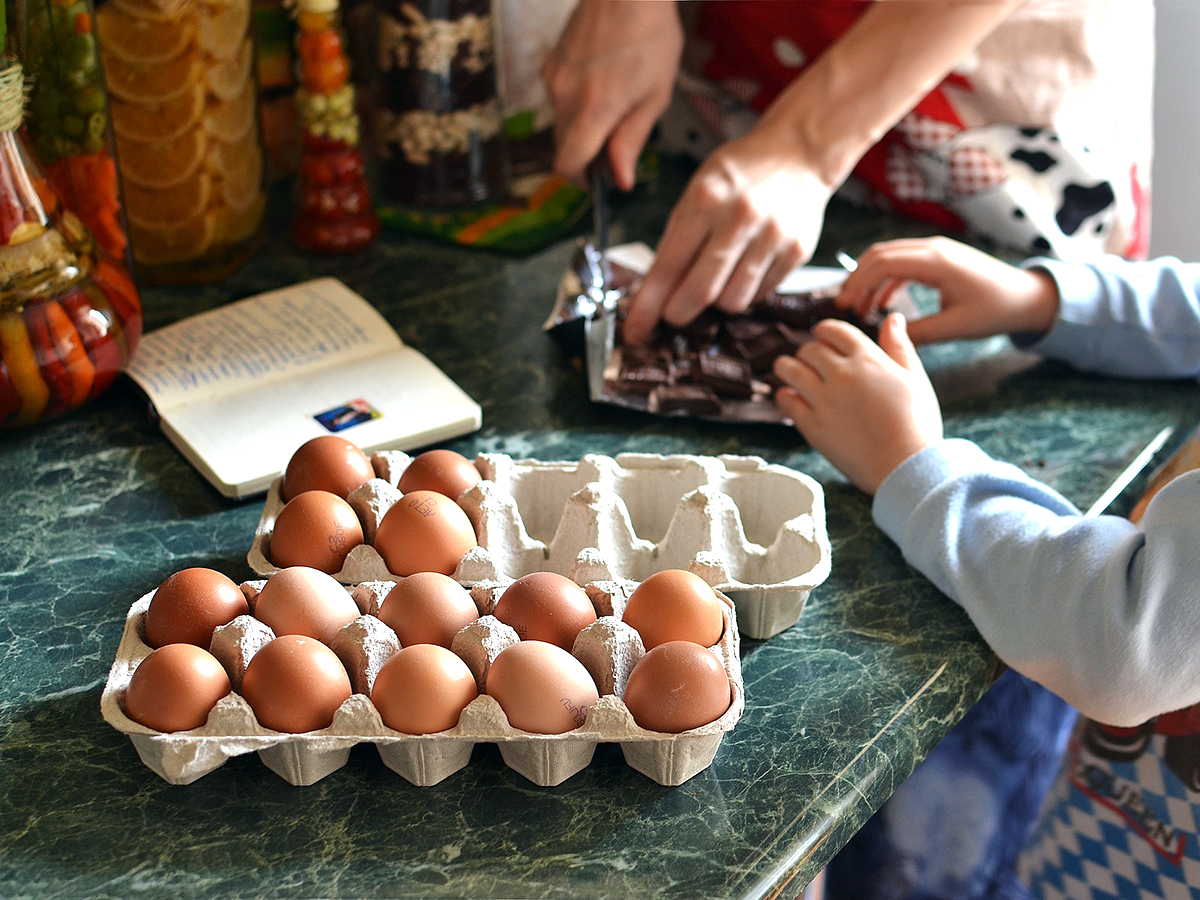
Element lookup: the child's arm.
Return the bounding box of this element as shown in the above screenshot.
[835,237,1060,345]
[780,237,1200,726]
[774,313,942,494]
[874,439,1200,728]
[838,237,1200,379]
[1025,256,1200,379]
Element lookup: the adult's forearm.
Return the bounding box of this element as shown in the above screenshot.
[759,0,1024,188]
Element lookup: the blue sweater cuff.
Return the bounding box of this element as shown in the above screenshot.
[1017,258,1107,359]
[872,439,996,544]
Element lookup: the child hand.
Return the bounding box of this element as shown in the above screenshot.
[835,237,1060,345]
[774,313,943,495]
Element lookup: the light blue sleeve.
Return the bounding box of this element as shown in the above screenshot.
[873,439,1200,727]
[1018,256,1200,379]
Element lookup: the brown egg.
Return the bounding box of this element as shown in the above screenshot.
[492,572,597,650]
[373,490,478,577]
[377,572,478,648]
[144,567,250,649]
[371,644,478,734]
[623,641,731,733]
[486,640,599,734]
[124,643,232,732]
[241,634,353,733]
[282,435,375,500]
[254,566,360,644]
[621,569,724,649]
[397,449,481,499]
[269,490,365,573]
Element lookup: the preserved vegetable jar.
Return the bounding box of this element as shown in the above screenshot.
[374,0,507,207]
[95,0,267,283]
[0,59,141,429]
[15,0,132,262]
[290,0,379,253]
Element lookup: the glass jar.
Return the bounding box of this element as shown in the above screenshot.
[291,0,379,253]
[15,0,133,263]
[374,0,507,207]
[94,0,267,283]
[0,60,140,429]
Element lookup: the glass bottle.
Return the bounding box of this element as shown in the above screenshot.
[290,0,379,253]
[0,58,141,429]
[15,0,133,264]
[94,0,268,283]
[374,0,507,208]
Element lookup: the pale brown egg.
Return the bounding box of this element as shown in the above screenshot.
[373,490,478,577]
[621,569,724,649]
[622,641,731,733]
[144,567,250,649]
[253,566,360,644]
[485,640,599,734]
[124,643,232,732]
[377,572,478,648]
[397,449,481,499]
[371,644,478,734]
[492,572,597,650]
[241,634,353,733]
[269,490,365,573]
[282,435,375,500]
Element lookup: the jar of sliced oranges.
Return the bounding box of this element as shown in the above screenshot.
[95,0,267,283]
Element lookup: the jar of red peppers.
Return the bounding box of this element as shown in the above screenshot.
[94,0,267,283]
[0,59,141,429]
[291,0,379,253]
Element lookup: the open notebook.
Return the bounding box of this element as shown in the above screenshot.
[125,278,481,498]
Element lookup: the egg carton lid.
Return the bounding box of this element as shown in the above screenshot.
[249,452,831,639]
[101,580,744,788]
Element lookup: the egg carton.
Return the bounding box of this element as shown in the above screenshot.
[100,568,744,788]
[249,452,831,639]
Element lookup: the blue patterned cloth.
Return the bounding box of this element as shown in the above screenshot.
[825,668,1078,900]
[1020,716,1200,899]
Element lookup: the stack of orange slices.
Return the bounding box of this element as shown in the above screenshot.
[97,0,265,267]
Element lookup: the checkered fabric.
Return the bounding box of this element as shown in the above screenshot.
[1020,733,1200,899]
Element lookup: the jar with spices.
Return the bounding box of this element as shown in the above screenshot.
[374,0,507,208]
[94,0,268,283]
[0,58,141,429]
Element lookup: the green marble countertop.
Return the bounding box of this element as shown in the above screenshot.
[2,161,1198,899]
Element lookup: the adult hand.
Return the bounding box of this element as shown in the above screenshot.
[835,237,1061,345]
[541,0,683,191]
[774,314,943,495]
[621,123,830,345]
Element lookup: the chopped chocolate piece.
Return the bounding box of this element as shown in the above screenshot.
[757,290,837,329]
[669,354,695,383]
[733,323,797,373]
[670,332,693,360]
[679,309,722,343]
[722,315,773,344]
[648,383,723,416]
[696,352,754,398]
[777,323,811,347]
[615,347,671,395]
[621,344,665,368]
